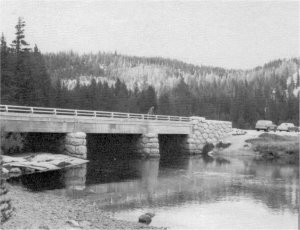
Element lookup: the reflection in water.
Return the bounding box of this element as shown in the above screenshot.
[9,152,299,229]
[62,155,299,215]
[63,164,87,190]
[8,170,65,191]
[139,159,159,194]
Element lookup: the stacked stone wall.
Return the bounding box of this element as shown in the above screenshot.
[136,133,160,158]
[62,132,87,159]
[183,117,232,154]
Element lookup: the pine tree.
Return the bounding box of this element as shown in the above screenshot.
[137,86,157,113]
[172,78,192,116]
[10,18,32,105]
[158,92,172,115]
[128,83,140,113]
[0,34,11,104]
[296,69,300,87]
[114,79,129,112]
[30,45,51,106]
[1,34,7,54]
[11,17,30,54]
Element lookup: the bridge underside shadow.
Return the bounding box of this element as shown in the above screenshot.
[86,134,142,185]
[158,134,188,159]
[20,132,65,154]
[87,134,141,160]
[18,133,189,158]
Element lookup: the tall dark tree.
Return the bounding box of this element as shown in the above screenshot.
[11,18,32,105]
[296,69,300,87]
[137,86,157,113]
[172,78,192,116]
[114,79,129,112]
[29,45,51,106]
[11,17,30,54]
[158,92,172,115]
[128,83,140,113]
[0,34,13,104]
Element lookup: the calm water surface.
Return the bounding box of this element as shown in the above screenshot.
[10,152,299,230]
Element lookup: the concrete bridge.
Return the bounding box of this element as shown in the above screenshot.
[0,105,232,158]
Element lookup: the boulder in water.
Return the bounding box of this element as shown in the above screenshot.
[202,143,214,154]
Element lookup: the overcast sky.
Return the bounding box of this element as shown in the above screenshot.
[0,0,299,69]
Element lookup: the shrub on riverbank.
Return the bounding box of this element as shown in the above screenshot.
[0,129,26,155]
[246,133,299,164]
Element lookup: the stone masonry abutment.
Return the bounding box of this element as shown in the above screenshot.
[182,117,232,155]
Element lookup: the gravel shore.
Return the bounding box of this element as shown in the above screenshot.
[2,184,161,230]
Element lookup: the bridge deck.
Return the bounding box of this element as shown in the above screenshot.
[0,105,192,134]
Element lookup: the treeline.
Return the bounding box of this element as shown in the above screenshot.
[1,18,51,107]
[22,72,300,128]
[1,18,299,129]
[55,79,157,114]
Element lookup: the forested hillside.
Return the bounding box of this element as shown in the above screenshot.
[1,18,299,128]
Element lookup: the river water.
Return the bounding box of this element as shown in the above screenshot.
[9,152,299,229]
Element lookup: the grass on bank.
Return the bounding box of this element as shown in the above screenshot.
[246,133,299,163]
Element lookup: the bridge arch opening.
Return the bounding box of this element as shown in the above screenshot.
[158,134,195,170]
[158,134,188,161]
[86,134,141,160]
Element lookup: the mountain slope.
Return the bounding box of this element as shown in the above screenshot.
[43,52,300,95]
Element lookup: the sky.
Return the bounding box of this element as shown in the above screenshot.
[0,0,299,69]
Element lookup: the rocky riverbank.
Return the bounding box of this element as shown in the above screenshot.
[214,130,299,164]
[2,184,162,230]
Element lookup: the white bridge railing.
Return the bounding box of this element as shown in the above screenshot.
[0,105,191,122]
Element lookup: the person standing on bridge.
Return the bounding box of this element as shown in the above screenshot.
[147,106,155,120]
[147,106,155,115]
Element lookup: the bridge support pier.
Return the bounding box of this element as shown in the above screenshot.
[136,133,160,158]
[61,132,87,159]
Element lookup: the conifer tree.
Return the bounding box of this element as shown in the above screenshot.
[11,17,30,54]
[158,92,172,115]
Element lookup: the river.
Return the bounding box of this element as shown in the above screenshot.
[8,151,299,230]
